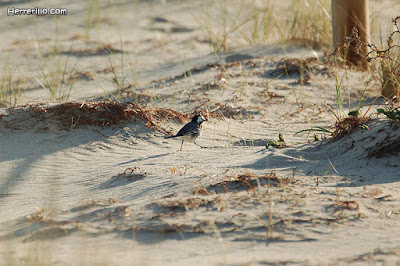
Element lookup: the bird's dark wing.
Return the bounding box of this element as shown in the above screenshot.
[175,122,199,136]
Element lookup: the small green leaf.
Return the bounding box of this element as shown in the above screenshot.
[266,140,277,148]
[278,133,285,143]
[294,126,332,136]
[348,109,360,117]
[377,106,400,120]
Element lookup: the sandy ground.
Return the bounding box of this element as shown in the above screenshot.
[1,0,400,265]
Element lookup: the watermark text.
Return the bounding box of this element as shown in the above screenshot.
[7,7,68,16]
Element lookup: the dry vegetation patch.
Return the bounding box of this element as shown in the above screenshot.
[204,171,299,194]
[13,201,134,241]
[331,115,371,141]
[0,101,187,132]
[57,43,123,57]
[266,58,316,78]
[338,248,400,264]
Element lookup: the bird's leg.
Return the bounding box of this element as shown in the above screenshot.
[194,141,205,148]
[180,140,184,151]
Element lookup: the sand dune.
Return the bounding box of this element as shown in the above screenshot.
[1,0,400,265]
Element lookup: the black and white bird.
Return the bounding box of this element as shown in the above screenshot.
[165,115,207,151]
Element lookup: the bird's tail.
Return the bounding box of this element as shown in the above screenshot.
[164,135,176,139]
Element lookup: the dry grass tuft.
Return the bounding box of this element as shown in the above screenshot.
[333,16,400,99]
[265,57,334,85]
[205,171,298,194]
[197,0,331,52]
[154,198,214,212]
[26,207,45,223]
[0,101,188,132]
[57,43,123,57]
[332,200,360,215]
[21,202,134,241]
[105,167,148,188]
[339,248,400,264]
[136,222,206,235]
[116,167,147,180]
[331,116,370,141]
[267,58,316,79]
[69,71,94,81]
[26,208,75,226]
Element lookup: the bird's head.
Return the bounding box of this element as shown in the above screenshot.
[192,115,207,124]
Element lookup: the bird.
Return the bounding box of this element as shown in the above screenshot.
[165,115,207,151]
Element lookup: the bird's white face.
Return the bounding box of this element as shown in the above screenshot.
[196,115,206,124]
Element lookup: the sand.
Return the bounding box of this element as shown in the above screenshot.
[0,0,400,265]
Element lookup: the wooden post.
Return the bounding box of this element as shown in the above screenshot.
[332,0,369,69]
